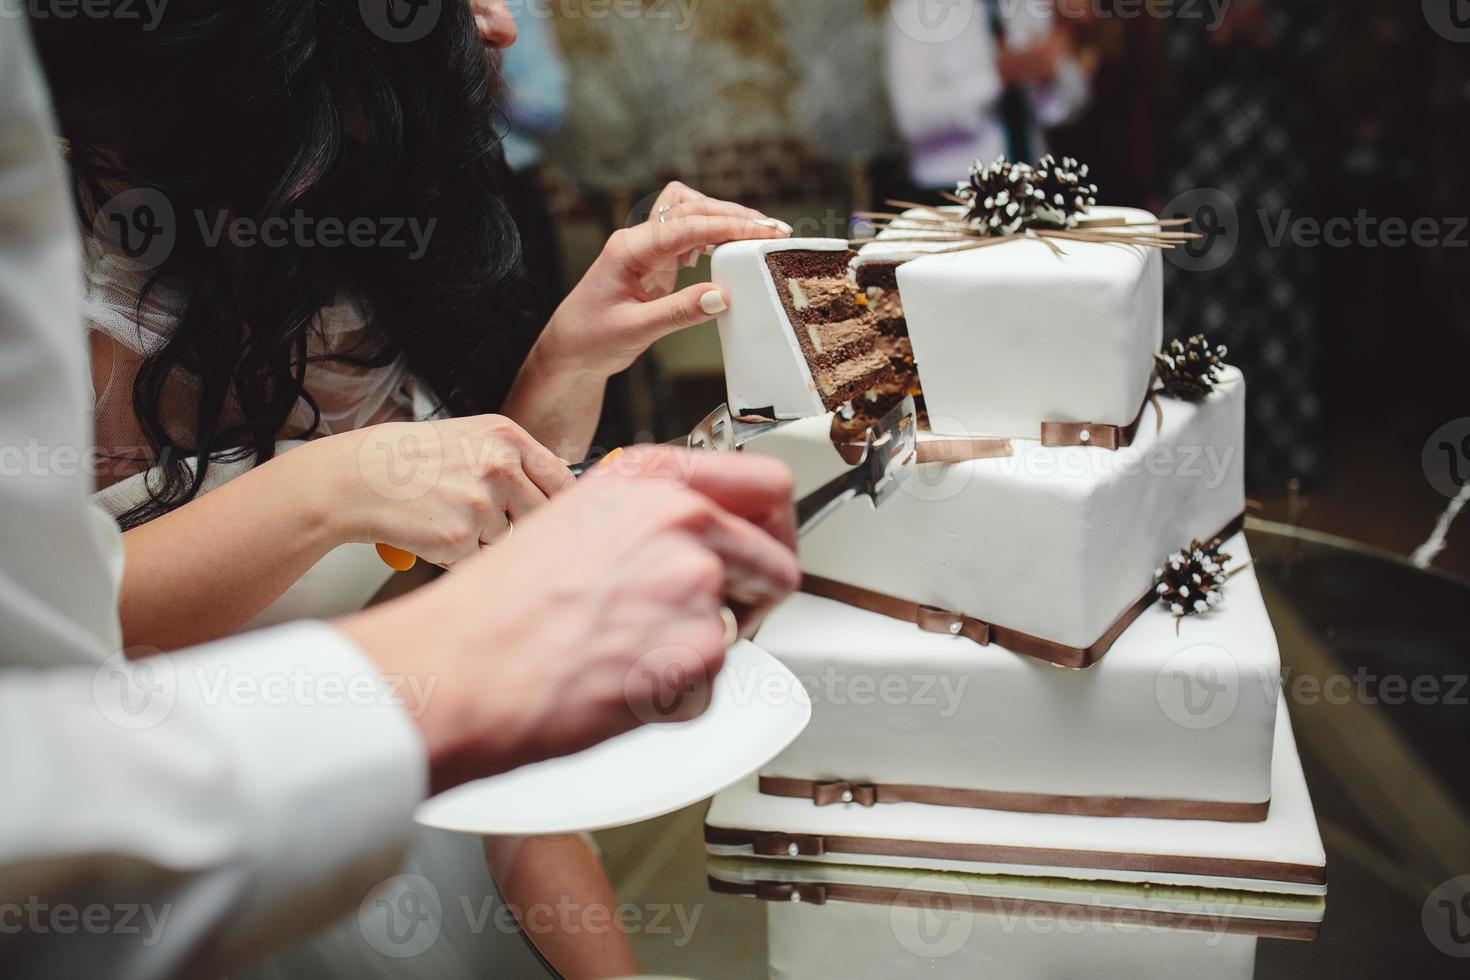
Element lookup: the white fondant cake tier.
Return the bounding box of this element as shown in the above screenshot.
[747,368,1246,653]
[750,532,1279,815]
[869,205,1164,438]
[707,699,1324,895]
[760,894,1263,980]
[713,238,854,418]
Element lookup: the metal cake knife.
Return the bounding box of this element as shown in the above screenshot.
[794,395,918,537]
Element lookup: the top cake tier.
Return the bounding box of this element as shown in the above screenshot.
[861,205,1164,438]
[712,207,1164,440]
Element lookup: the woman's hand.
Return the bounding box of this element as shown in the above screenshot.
[501,183,792,459]
[540,182,793,377]
[114,414,572,651]
[320,414,575,566]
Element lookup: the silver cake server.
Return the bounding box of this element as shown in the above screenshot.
[568,403,789,477]
[794,396,918,537]
[685,403,789,452]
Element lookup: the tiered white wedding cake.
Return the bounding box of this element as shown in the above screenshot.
[703,157,1325,967]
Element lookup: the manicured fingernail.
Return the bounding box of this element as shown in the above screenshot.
[682,249,699,268]
[755,217,793,235]
[699,290,728,316]
[702,244,717,256]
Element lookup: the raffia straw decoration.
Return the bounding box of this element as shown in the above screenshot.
[849,155,1202,257]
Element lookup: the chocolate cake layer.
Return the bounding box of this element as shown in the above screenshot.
[765,250,894,410]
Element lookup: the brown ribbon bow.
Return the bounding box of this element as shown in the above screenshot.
[754,882,828,905]
[1039,391,1163,451]
[811,781,879,807]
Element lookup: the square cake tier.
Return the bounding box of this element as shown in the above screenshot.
[708,699,1323,894]
[746,368,1246,655]
[877,205,1164,438]
[750,532,1279,817]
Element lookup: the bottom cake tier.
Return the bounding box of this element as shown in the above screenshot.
[706,697,1326,896]
[751,886,1277,979]
[753,533,1281,820]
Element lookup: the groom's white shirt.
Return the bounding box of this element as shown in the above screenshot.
[0,17,426,979]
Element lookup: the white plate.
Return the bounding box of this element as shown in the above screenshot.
[415,640,811,836]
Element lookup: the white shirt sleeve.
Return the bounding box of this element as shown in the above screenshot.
[0,15,428,979]
[1,625,428,979]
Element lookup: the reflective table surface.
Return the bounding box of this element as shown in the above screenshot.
[537,522,1470,978]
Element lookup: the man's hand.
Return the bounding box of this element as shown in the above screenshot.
[338,447,800,794]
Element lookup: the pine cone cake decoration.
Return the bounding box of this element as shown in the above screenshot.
[957,155,1099,236]
[1155,335,1228,402]
[1155,538,1232,620]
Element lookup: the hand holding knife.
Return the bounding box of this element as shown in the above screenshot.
[377,397,919,570]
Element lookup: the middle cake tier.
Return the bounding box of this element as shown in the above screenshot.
[753,532,1281,822]
[745,367,1247,659]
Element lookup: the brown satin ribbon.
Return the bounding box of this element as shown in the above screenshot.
[705,824,1327,886]
[1039,391,1163,451]
[759,775,1268,823]
[829,421,1013,467]
[705,877,1321,942]
[917,438,1013,464]
[800,513,1245,669]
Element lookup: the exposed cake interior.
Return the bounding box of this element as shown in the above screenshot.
[852,259,923,415]
[765,249,894,412]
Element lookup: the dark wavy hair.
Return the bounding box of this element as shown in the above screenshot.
[33,1,542,527]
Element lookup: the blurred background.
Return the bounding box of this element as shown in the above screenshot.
[499,0,1470,576]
